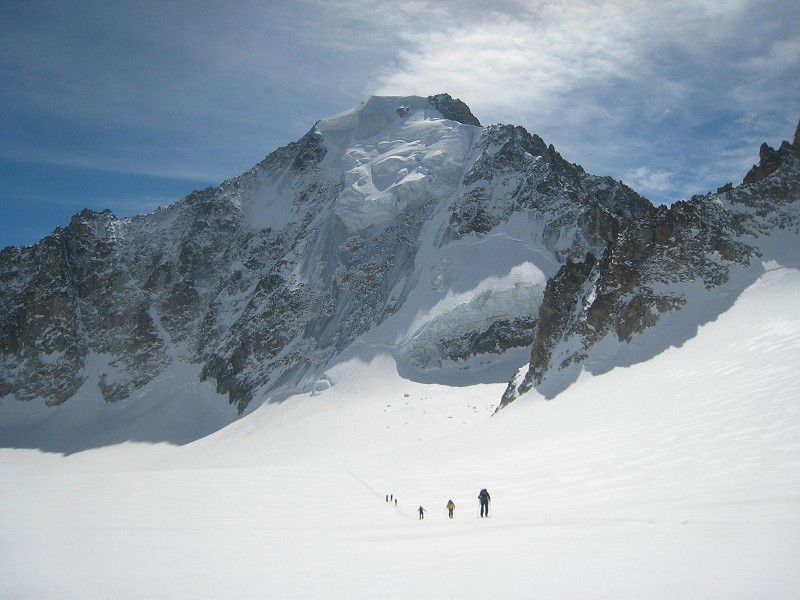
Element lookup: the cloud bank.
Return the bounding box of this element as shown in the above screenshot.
[371,0,800,201]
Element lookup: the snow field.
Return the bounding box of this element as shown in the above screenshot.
[2,266,800,599]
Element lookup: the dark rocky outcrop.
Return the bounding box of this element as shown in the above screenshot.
[743,117,800,185]
[427,93,482,127]
[500,118,800,408]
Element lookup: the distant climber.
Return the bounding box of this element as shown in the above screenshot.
[446,499,455,519]
[418,506,425,520]
[478,488,490,518]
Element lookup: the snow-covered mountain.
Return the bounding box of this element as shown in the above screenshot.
[1,96,800,599]
[1,94,799,450]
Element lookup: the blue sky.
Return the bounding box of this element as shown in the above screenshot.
[1,0,798,248]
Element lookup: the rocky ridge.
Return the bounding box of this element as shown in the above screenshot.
[501,118,800,406]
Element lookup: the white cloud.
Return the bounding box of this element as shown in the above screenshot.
[374,4,641,116]
[623,167,674,195]
[371,0,764,117]
[366,0,798,203]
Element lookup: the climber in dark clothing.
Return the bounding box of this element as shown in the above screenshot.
[478,488,490,518]
[418,506,425,520]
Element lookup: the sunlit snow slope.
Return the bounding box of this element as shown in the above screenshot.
[2,262,798,600]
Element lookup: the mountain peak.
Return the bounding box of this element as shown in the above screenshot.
[743,115,800,186]
[794,116,800,148]
[310,95,484,232]
[426,93,482,126]
[314,94,481,149]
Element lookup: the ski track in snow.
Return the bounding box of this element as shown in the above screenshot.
[1,266,800,599]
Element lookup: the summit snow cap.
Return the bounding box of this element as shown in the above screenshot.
[314,94,481,152]
[314,95,484,232]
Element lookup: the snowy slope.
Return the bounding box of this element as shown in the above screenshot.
[2,259,799,599]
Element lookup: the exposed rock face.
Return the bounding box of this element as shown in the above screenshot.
[744,143,783,185]
[794,118,800,148]
[501,122,800,407]
[743,118,800,186]
[2,96,798,422]
[448,124,651,256]
[426,93,482,127]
